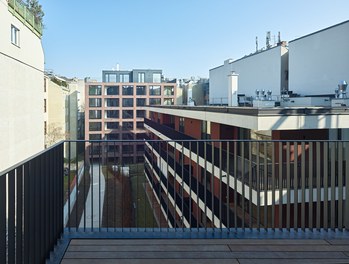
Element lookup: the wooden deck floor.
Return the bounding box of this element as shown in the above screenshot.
[60,238,349,263]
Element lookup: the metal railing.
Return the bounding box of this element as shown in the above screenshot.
[1,138,349,262]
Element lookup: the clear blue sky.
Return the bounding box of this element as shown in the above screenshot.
[40,0,349,80]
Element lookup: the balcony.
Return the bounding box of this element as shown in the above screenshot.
[1,139,349,263]
[7,0,43,37]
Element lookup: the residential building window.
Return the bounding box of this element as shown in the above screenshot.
[201,121,211,139]
[136,122,144,129]
[105,110,119,119]
[44,78,46,92]
[105,86,119,95]
[138,72,145,83]
[89,122,102,131]
[164,98,174,105]
[89,85,102,95]
[105,98,119,107]
[136,144,144,151]
[105,74,117,82]
[122,85,133,95]
[108,145,119,152]
[89,134,101,140]
[149,98,161,105]
[89,98,101,107]
[11,25,20,46]
[136,98,146,106]
[105,122,119,130]
[149,85,161,95]
[122,145,133,154]
[122,122,133,130]
[152,73,161,83]
[44,121,47,135]
[105,133,119,140]
[136,110,145,118]
[136,133,146,139]
[120,74,130,82]
[89,110,101,119]
[179,117,185,133]
[122,133,133,140]
[44,99,47,112]
[122,98,133,107]
[122,110,134,119]
[164,86,174,96]
[136,86,146,95]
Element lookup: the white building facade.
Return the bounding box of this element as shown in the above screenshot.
[0,0,44,171]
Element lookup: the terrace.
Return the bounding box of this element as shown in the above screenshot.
[1,139,349,263]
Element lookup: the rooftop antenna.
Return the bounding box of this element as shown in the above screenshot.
[266,31,271,49]
[256,36,258,52]
[278,31,281,44]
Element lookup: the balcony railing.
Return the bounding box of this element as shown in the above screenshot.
[1,139,349,262]
[7,0,43,37]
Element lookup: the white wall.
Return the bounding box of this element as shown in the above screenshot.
[0,0,44,172]
[209,46,288,106]
[289,21,349,96]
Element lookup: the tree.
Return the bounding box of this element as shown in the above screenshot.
[26,0,44,25]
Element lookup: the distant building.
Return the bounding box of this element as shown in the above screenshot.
[177,78,209,106]
[85,69,177,164]
[0,0,44,171]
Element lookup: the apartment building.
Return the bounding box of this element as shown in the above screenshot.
[0,0,44,172]
[144,21,349,229]
[85,69,176,164]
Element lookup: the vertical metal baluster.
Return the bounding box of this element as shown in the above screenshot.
[166,142,169,230]
[75,141,79,232]
[272,141,275,231]
[286,142,290,231]
[106,142,109,232]
[256,142,260,231]
[211,140,215,230]
[173,141,177,231]
[249,142,252,230]
[91,142,94,231]
[278,142,283,230]
[309,142,313,231]
[8,170,15,264]
[316,141,321,230]
[301,142,306,231]
[0,172,5,262]
[345,140,349,230]
[263,142,267,230]
[294,142,298,231]
[241,141,245,230]
[16,166,23,263]
[68,141,71,232]
[196,142,200,231]
[114,141,117,231]
[181,141,184,231]
[227,142,230,231]
[98,141,101,231]
[189,141,193,229]
[204,141,207,231]
[158,140,162,231]
[234,141,238,230]
[324,142,329,231]
[219,142,222,230]
[330,142,336,230]
[338,141,343,230]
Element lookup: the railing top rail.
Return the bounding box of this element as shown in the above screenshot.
[0,141,64,176]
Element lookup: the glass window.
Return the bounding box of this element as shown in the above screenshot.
[89,134,101,140]
[105,86,119,95]
[122,110,134,119]
[108,145,119,152]
[105,133,119,140]
[105,122,119,130]
[105,98,119,107]
[138,73,145,83]
[122,133,133,140]
[136,86,146,95]
[120,74,130,82]
[136,133,146,140]
[122,145,133,154]
[106,74,116,82]
[11,25,20,46]
[149,98,161,105]
[136,98,146,106]
[89,110,101,119]
[122,122,133,130]
[89,122,102,131]
[122,85,133,95]
[179,117,185,133]
[122,98,134,107]
[136,110,145,118]
[136,122,144,129]
[105,110,119,119]
[164,86,174,96]
[136,144,144,151]
[149,85,161,95]
[89,98,102,107]
[89,85,102,95]
[152,73,161,83]
[164,98,174,105]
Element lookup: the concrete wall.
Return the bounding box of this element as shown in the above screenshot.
[0,0,44,171]
[289,21,349,96]
[209,46,288,106]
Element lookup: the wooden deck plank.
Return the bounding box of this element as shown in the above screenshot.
[238,259,349,264]
[63,251,348,259]
[67,244,231,252]
[228,244,349,252]
[69,239,329,246]
[327,240,349,245]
